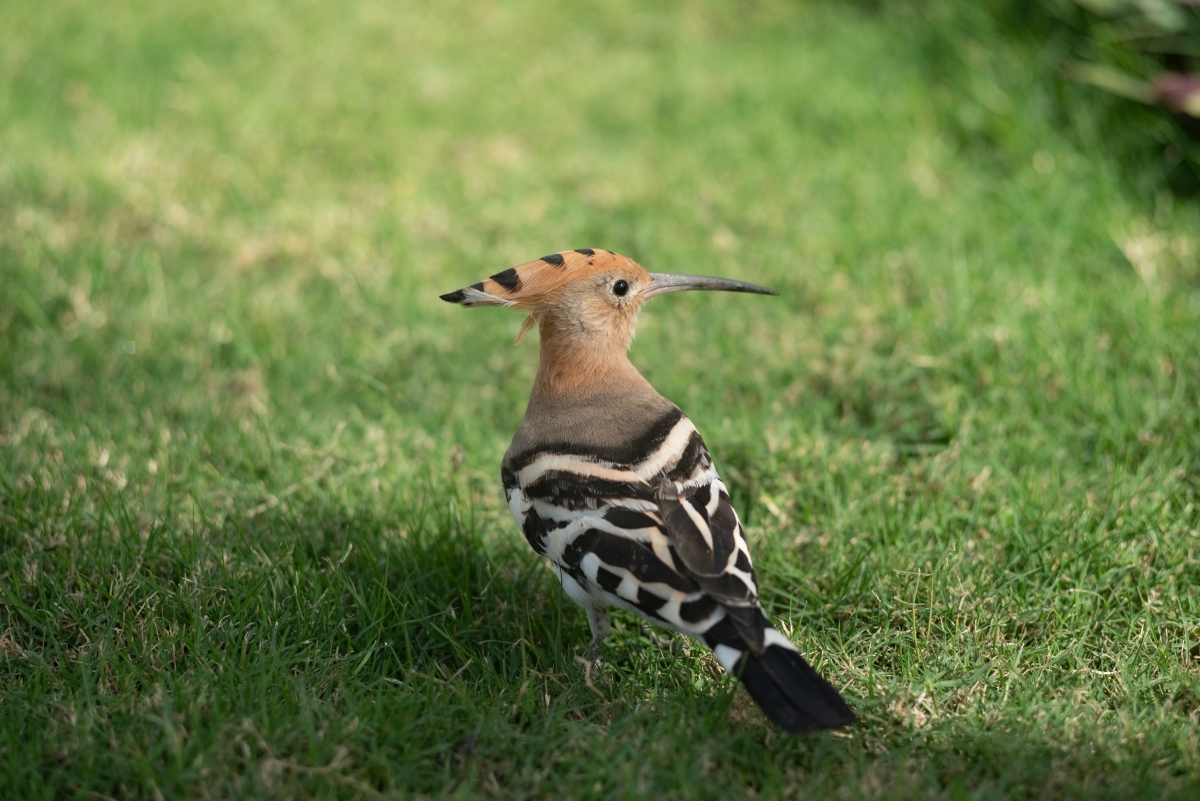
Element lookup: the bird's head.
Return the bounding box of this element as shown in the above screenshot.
[440,248,776,351]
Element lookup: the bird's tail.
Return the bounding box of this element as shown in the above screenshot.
[705,612,855,735]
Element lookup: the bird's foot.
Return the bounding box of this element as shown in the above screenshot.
[573,652,606,700]
[641,626,681,655]
[582,632,607,667]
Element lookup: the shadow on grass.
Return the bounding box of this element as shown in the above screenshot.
[2,478,1198,799]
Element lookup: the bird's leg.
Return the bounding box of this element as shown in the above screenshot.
[583,605,610,662]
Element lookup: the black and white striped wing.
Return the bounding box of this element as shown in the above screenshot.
[501,408,761,637]
[501,407,857,733]
[656,473,766,648]
[653,436,855,734]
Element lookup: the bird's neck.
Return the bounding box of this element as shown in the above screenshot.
[531,316,652,403]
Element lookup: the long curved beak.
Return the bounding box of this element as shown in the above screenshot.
[643,273,778,298]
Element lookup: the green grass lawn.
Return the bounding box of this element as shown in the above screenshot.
[3,0,1200,798]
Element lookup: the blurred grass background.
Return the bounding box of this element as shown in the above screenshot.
[2,0,1199,798]
[985,0,1200,197]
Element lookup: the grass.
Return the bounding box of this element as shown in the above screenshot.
[2,0,1200,797]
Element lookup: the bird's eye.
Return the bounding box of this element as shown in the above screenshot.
[612,280,630,297]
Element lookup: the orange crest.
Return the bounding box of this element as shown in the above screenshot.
[439,249,644,310]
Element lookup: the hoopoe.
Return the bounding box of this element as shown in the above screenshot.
[441,249,855,734]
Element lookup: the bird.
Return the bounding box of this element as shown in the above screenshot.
[440,248,855,734]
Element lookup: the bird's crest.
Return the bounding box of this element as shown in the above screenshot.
[439,249,640,310]
[440,248,776,346]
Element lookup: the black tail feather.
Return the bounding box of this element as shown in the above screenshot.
[703,613,855,734]
[736,645,856,734]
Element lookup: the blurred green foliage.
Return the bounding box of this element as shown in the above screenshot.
[981,0,1200,196]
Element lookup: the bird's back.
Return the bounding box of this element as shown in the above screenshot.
[502,388,740,635]
[504,387,680,467]
[501,386,856,734]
